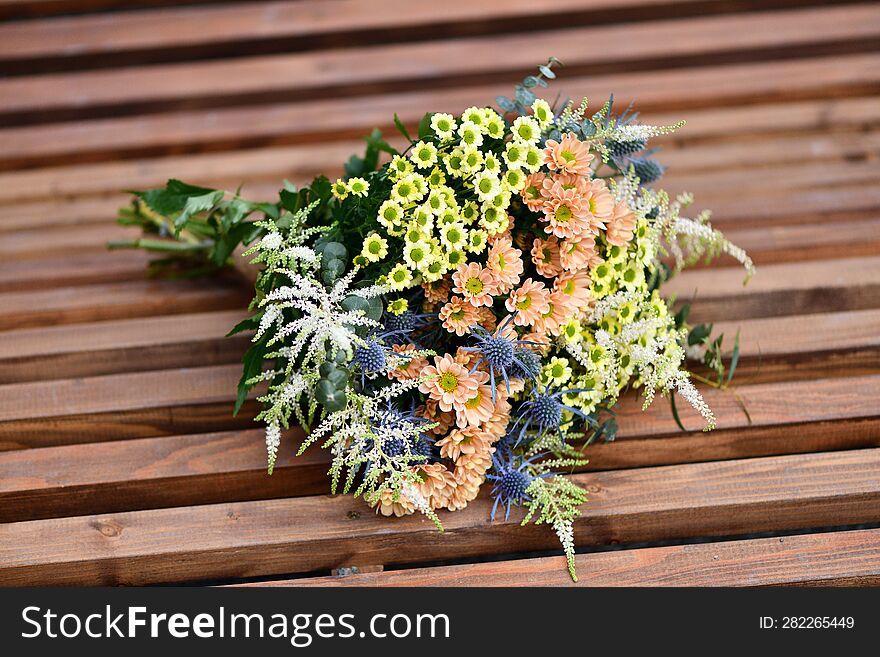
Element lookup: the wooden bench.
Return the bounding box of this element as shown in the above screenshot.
[0,0,878,587]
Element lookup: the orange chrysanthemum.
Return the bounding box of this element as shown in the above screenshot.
[437,426,494,462]
[505,277,551,326]
[541,182,592,239]
[439,295,478,336]
[520,173,547,212]
[452,262,498,307]
[419,354,482,413]
[372,486,415,517]
[559,234,601,271]
[543,132,594,176]
[456,381,496,428]
[554,270,594,310]
[486,236,524,293]
[605,199,638,246]
[531,235,563,278]
[581,178,614,233]
[422,278,450,304]
[531,290,574,337]
[388,344,428,381]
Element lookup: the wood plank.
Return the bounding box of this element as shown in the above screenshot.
[283,529,880,587]
[666,256,880,321]
[4,373,880,520]
[0,222,134,260]
[0,279,249,331]
[1,448,878,585]
[0,0,234,21]
[0,310,248,382]
[2,11,879,126]
[0,428,331,523]
[0,0,843,69]
[0,250,155,292]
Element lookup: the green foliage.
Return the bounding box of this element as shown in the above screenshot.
[522,476,589,582]
[496,56,562,114]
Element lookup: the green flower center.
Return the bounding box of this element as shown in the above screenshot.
[479,179,493,194]
[368,242,381,254]
[560,150,576,163]
[555,205,573,223]
[465,277,484,294]
[439,372,459,392]
[516,294,532,310]
[447,228,461,243]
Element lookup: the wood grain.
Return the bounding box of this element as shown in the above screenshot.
[2,448,879,586]
[281,529,880,587]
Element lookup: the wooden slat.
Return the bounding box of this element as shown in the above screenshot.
[3,373,879,521]
[1,448,878,585]
[2,0,844,69]
[666,256,880,321]
[0,428,332,523]
[283,529,880,587]
[3,88,877,173]
[2,11,879,126]
[0,279,249,331]
[0,310,248,382]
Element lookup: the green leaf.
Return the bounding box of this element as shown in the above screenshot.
[234,335,269,416]
[417,112,434,140]
[175,190,225,232]
[226,313,261,337]
[726,330,741,385]
[135,179,219,217]
[669,392,688,433]
[538,65,556,79]
[393,113,412,143]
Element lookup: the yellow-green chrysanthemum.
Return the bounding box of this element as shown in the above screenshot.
[502,168,526,192]
[486,190,511,211]
[467,229,488,254]
[404,222,428,245]
[430,113,457,141]
[461,106,485,127]
[458,121,483,148]
[439,221,468,251]
[619,260,645,290]
[511,116,541,144]
[361,232,388,262]
[389,154,414,179]
[443,148,466,178]
[390,176,424,205]
[403,241,434,270]
[503,141,526,169]
[473,170,501,202]
[425,188,446,214]
[460,201,479,225]
[483,111,505,139]
[331,178,349,200]
[437,206,460,226]
[347,177,370,197]
[387,298,409,315]
[461,146,484,174]
[522,144,544,172]
[410,140,439,169]
[377,200,405,236]
[541,357,572,387]
[531,98,553,128]
[387,263,414,290]
[421,258,446,282]
[444,248,467,270]
[483,153,501,174]
[426,167,446,188]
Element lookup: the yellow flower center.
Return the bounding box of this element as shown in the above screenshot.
[516,293,532,310]
[439,372,460,393]
[555,205,573,224]
[465,277,484,295]
[465,392,483,409]
[563,279,575,295]
[450,308,465,321]
[541,247,552,263]
[560,150,577,163]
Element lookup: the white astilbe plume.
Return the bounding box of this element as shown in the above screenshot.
[265,421,281,475]
[612,122,685,141]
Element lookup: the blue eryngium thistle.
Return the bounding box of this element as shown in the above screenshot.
[382,309,435,336]
[461,316,540,401]
[487,451,548,521]
[353,331,413,386]
[512,385,594,444]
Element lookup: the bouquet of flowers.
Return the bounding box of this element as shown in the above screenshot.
[115,60,752,579]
